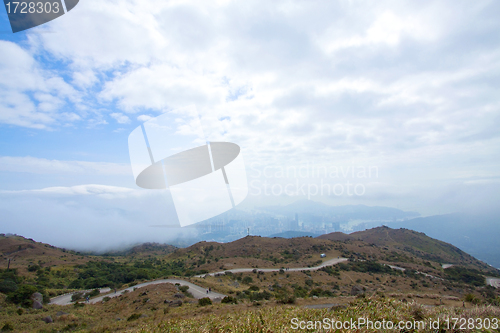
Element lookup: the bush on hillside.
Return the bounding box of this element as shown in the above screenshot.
[1,323,14,332]
[242,276,253,284]
[464,293,482,305]
[71,292,83,302]
[309,288,333,298]
[84,289,100,298]
[127,313,142,321]
[445,267,485,286]
[7,285,38,307]
[27,265,40,272]
[198,297,212,306]
[248,290,272,301]
[221,296,238,304]
[0,279,18,294]
[292,285,308,298]
[276,292,296,304]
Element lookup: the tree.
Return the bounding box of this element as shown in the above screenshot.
[7,285,38,307]
[0,279,18,294]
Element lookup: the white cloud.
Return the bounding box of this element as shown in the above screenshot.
[100,64,228,113]
[0,0,499,217]
[110,112,131,124]
[137,115,153,122]
[0,185,196,251]
[0,184,134,196]
[72,70,98,88]
[0,156,131,175]
[0,41,83,129]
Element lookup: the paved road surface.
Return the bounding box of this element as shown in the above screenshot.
[51,279,225,305]
[51,260,499,305]
[388,265,443,280]
[195,258,348,277]
[51,258,348,306]
[486,277,500,288]
[388,265,405,272]
[49,288,110,306]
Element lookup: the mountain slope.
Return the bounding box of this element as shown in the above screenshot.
[318,226,498,275]
[392,213,500,269]
[0,234,91,271]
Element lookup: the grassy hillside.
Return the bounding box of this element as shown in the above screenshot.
[393,213,500,269]
[0,234,92,271]
[1,291,499,332]
[1,228,500,332]
[101,243,178,259]
[317,231,354,242]
[319,227,496,274]
[164,236,343,275]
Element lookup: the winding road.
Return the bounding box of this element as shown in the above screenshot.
[52,258,498,306]
[195,258,348,277]
[50,258,348,306]
[486,277,500,288]
[50,279,226,305]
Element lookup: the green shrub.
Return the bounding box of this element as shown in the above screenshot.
[127,313,142,321]
[6,284,38,307]
[1,323,14,332]
[445,267,485,286]
[63,323,79,331]
[320,266,340,276]
[292,285,308,298]
[27,265,40,272]
[198,297,212,306]
[276,292,296,304]
[179,285,189,293]
[321,290,334,297]
[242,276,253,284]
[71,292,83,302]
[0,279,18,294]
[464,293,481,305]
[249,291,272,301]
[309,288,323,297]
[343,261,394,274]
[221,296,238,304]
[88,289,100,297]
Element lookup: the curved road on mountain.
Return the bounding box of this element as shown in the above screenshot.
[50,258,348,306]
[195,258,348,277]
[486,277,500,288]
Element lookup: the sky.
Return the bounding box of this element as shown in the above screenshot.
[1,0,499,250]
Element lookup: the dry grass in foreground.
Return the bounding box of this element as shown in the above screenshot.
[135,298,500,333]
